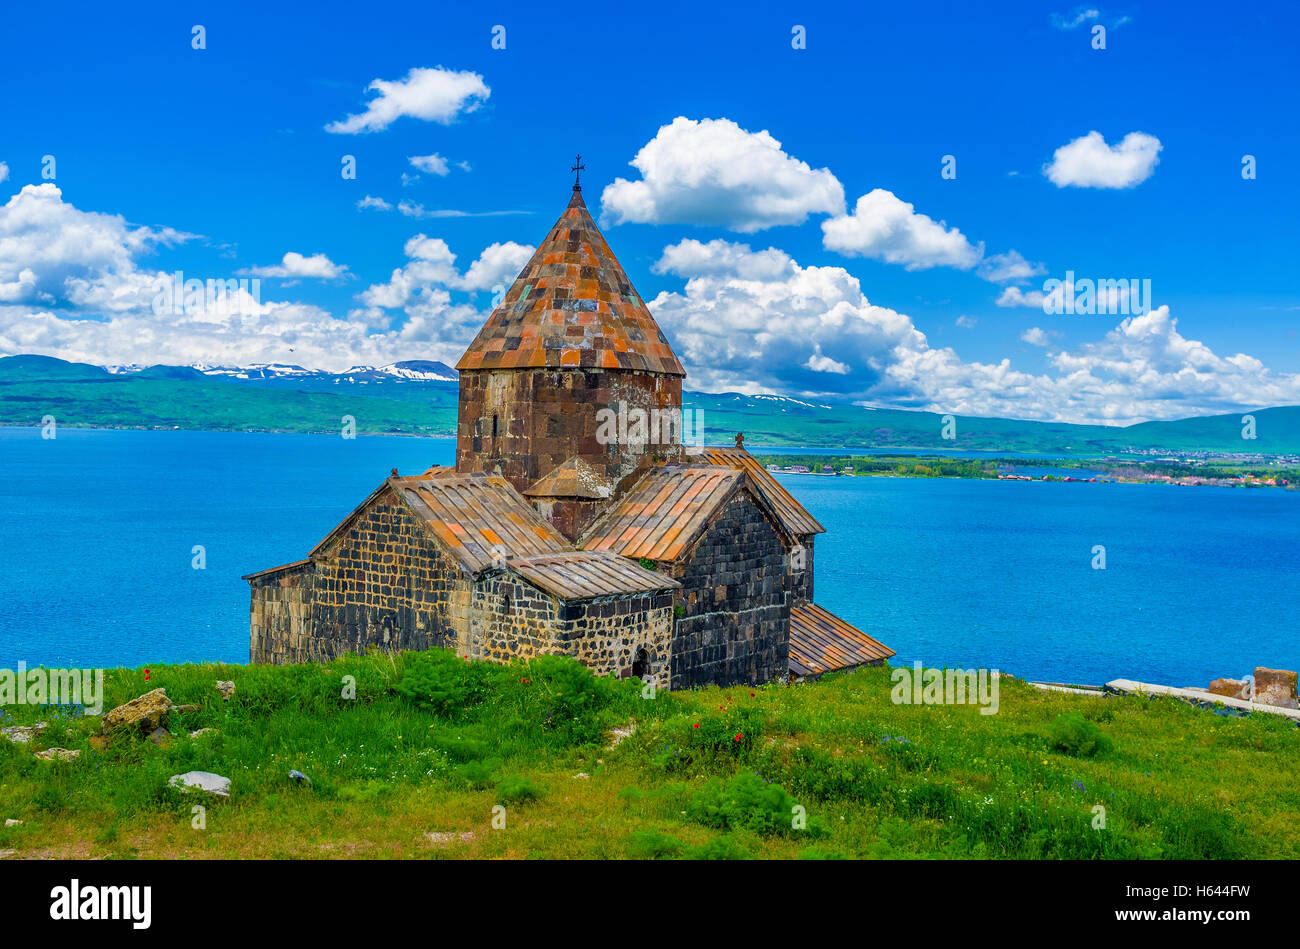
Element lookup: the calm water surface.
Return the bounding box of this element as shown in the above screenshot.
[1,428,1296,685]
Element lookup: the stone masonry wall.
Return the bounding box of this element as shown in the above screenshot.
[456,367,683,494]
[467,572,562,663]
[469,572,674,691]
[248,561,315,663]
[248,490,470,664]
[791,534,815,604]
[667,491,791,688]
[558,591,674,692]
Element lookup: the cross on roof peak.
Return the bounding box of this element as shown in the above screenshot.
[571,153,585,191]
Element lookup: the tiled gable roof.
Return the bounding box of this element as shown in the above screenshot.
[688,446,826,536]
[578,466,744,563]
[391,473,571,574]
[507,551,679,600]
[788,602,894,677]
[455,188,684,376]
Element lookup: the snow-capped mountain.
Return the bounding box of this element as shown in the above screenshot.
[101,360,459,384]
[198,363,320,380]
[331,361,459,383]
[375,360,459,382]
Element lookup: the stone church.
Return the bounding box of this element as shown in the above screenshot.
[243,180,893,689]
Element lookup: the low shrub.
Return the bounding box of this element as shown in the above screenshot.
[495,774,543,805]
[1048,713,1113,757]
[625,830,684,859]
[395,650,490,717]
[686,772,800,836]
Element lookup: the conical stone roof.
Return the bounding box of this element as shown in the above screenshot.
[455,188,685,375]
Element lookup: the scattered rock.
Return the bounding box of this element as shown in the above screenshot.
[171,704,199,714]
[1253,667,1298,709]
[147,727,171,747]
[288,770,312,786]
[188,728,216,739]
[215,680,236,701]
[0,850,14,860]
[103,688,172,735]
[1,723,46,743]
[4,819,23,827]
[606,720,636,749]
[1208,677,1250,700]
[88,736,110,752]
[425,831,476,845]
[168,771,231,798]
[34,748,80,762]
[572,772,590,779]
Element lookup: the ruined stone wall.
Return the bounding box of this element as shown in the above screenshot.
[248,490,471,664]
[667,492,791,688]
[456,367,683,494]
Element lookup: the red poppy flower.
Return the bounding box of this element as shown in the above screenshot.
[692,723,699,728]
[734,734,743,742]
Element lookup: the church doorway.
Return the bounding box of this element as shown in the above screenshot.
[631,648,651,679]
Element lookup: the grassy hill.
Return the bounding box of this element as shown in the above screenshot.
[3,355,1298,453]
[1,650,1295,859]
[0,357,459,435]
[687,393,1300,454]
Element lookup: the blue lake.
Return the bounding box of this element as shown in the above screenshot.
[1,427,1297,686]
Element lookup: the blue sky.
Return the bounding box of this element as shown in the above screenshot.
[1,0,1297,423]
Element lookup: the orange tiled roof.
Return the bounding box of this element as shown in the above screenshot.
[689,446,825,537]
[522,456,615,499]
[309,472,571,574]
[391,473,571,573]
[455,188,685,376]
[579,466,743,563]
[508,551,679,600]
[788,602,894,677]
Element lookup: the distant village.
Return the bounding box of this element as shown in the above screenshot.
[762,455,1295,489]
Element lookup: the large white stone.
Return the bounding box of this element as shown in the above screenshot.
[168,771,231,798]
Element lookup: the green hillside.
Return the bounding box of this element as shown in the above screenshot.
[0,358,458,435]
[686,394,1300,454]
[2,355,1297,453]
[2,650,1294,859]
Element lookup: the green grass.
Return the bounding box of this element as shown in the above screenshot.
[1,651,1297,859]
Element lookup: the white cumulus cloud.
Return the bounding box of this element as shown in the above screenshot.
[646,237,1300,423]
[1043,131,1162,189]
[822,189,983,270]
[0,183,516,371]
[978,249,1046,284]
[239,252,347,280]
[408,154,450,176]
[326,67,489,134]
[599,117,845,233]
